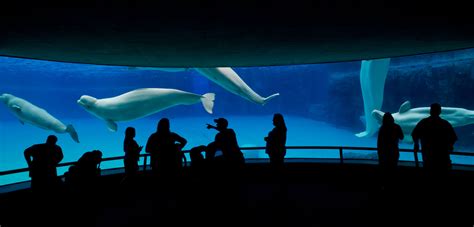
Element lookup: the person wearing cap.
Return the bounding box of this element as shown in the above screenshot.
[206,118,245,168]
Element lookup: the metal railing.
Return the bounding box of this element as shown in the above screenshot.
[1,146,474,177]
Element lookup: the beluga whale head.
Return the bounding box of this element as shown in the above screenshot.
[0,93,13,104]
[77,95,97,109]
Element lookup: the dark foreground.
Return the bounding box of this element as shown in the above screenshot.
[1,162,473,227]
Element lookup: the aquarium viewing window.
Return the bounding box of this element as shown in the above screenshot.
[2,48,474,185]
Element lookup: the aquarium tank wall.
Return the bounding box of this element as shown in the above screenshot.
[2,48,474,185]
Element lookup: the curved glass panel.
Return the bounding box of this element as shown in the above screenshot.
[2,48,474,185]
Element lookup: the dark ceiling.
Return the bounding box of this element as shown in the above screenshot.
[1,0,473,67]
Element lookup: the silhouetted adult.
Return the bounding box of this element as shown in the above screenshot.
[377,112,404,184]
[146,118,187,177]
[64,150,102,189]
[206,118,245,169]
[123,127,143,177]
[265,113,287,171]
[412,103,457,176]
[24,135,64,193]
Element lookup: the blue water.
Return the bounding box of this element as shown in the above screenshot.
[2,48,474,185]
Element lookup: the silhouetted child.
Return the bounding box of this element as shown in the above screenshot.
[123,127,143,177]
[24,135,64,193]
[146,118,187,178]
[265,113,287,173]
[377,112,403,187]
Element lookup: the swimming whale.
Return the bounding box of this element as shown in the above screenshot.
[356,58,391,138]
[372,101,474,143]
[77,88,215,132]
[195,68,279,105]
[0,93,79,143]
[137,67,279,105]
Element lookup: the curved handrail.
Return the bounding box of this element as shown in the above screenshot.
[1,146,473,177]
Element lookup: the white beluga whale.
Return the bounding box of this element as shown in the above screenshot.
[136,67,279,105]
[77,88,215,132]
[0,93,79,143]
[194,68,279,105]
[356,58,391,138]
[372,101,474,143]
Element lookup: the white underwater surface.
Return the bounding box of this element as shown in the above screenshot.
[1,115,473,186]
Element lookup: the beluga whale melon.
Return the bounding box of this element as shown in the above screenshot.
[0,93,80,143]
[77,88,215,132]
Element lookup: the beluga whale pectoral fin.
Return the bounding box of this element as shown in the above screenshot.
[371,109,384,124]
[356,58,391,138]
[11,104,21,112]
[105,119,118,132]
[398,101,411,114]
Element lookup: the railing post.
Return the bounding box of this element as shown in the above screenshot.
[339,147,344,164]
[143,155,148,171]
[413,149,419,168]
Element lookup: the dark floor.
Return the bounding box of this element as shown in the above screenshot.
[1,163,473,227]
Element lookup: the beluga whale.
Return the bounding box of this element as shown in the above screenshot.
[77,88,215,132]
[356,58,391,138]
[372,101,474,143]
[0,93,79,143]
[136,67,279,105]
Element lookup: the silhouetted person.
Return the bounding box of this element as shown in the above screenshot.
[412,103,457,176]
[146,118,187,177]
[24,135,64,193]
[123,127,143,177]
[265,113,287,172]
[377,112,404,186]
[64,150,102,190]
[206,118,245,170]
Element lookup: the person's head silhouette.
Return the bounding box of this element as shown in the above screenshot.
[382,112,395,125]
[125,127,136,138]
[273,113,286,128]
[214,118,228,131]
[157,118,171,134]
[430,103,442,117]
[46,135,58,145]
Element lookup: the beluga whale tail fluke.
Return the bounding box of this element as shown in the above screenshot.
[66,124,79,143]
[77,88,215,131]
[261,93,280,106]
[201,93,215,114]
[0,93,80,143]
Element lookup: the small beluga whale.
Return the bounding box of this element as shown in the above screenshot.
[0,93,79,143]
[356,58,391,138]
[372,101,474,143]
[136,67,279,105]
[77,88,215,132]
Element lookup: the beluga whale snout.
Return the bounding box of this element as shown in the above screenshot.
[0,93,80,143]
[78,88,215,132]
